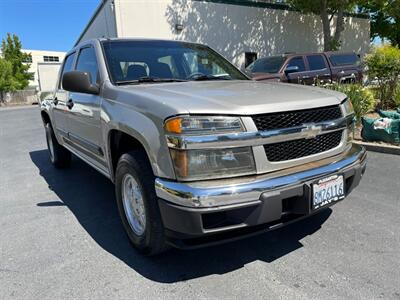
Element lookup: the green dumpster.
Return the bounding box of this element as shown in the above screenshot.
[378,110,400,119]
[361,117,400,144]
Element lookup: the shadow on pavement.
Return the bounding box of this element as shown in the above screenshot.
[30,149,332,283]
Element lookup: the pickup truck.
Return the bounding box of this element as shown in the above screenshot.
[40,39,367,255]
[247,52,363,85]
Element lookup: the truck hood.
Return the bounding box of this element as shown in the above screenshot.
[118,80,346,116]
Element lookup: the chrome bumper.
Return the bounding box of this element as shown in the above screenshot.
[155,144,367,208]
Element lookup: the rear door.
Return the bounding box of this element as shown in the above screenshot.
[65,45,104,164]
[52,52,75,140]
[284,56,308,84]
[304,54,331,84]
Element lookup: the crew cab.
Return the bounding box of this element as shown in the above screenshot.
[247,52,363,85]
[40,39,366,255]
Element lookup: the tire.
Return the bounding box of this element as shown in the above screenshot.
[115,149,167,255]
[45,123,71,169]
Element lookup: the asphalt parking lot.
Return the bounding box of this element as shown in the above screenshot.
[1,106,399,299]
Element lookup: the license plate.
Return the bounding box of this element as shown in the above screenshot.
[312,175,345,209]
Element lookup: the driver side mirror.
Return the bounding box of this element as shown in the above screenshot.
[62,71,99,95]
[284,66,299,75]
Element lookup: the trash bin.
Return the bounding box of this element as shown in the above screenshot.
[378,110,400,119]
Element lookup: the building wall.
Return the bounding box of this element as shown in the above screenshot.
[78,0,117,43]
[115,0,370,68]
[22,49,66,89]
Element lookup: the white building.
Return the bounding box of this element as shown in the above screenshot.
[75,0,370,68]
[22,49,66,91]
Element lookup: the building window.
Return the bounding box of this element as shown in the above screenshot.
[245,52,258,68]
[43,56,59,62]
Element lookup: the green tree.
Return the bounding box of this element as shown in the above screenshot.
[364,45,400,109]
[359,0,400,47]
[287,0,359,51]
[0,58,18,102]
[1,33,33,90]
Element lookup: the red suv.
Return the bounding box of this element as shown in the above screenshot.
[247,52,363,85]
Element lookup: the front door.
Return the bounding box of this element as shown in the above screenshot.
[65,46,104,164]
[284,56,308,84]
[52,52,76,140]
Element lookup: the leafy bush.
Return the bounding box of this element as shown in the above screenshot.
[364,45,400,109]
[323,83,376,123]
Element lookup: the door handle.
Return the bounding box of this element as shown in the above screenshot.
[66,99,74,109]
[53,97,58,106]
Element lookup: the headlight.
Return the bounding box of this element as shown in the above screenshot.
[165,116,255,181]
[342,99,355,142]
[170,147,256,181]
[165,116,244,135]
[342,98,354,116]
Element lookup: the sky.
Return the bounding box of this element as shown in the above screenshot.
[0,0,101,52]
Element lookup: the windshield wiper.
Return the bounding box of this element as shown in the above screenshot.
[191,74,232,81]
[116,77,187,85]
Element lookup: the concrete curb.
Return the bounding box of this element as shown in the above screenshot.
[354,141,400,155]
[0,104,38,111]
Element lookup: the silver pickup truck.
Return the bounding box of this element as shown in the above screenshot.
[40,38,367,255]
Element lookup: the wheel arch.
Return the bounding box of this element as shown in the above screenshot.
[41,110,51,125]
[107,127,173,182]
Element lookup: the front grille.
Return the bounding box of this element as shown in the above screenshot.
[264,131,343,162]
[252,105,342,131]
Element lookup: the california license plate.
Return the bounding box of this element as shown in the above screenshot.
[312,175,345,209]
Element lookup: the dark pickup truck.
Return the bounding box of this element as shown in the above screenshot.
[247,52,363,85]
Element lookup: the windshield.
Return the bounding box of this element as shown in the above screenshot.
[247,56,286,73]
[102,40,248,84]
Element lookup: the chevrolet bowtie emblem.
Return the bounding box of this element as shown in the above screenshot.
[301,124,323,139]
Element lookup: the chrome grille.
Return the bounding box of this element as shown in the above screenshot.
[263,131,343,162]
[252,105,342,131]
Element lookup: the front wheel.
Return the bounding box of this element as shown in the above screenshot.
[45,123,71,169]
[115,149,167,255]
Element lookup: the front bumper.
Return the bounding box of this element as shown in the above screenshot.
[155,144,367,248]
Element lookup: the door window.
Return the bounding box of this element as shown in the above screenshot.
[59,53,75,89]
[76,47,99,84]
[286,57,305,72]
[307,55,327,70]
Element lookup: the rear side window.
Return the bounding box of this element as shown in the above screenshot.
[287,57,305,72]
[329,53,360,66]
[59,53,75,89]
[307,55,327,70]
[76,47,99,84]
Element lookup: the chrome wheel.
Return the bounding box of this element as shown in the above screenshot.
[121,173,146,236]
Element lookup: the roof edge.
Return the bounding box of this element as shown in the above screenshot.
[192,0,369,19]
[74,0,108,47]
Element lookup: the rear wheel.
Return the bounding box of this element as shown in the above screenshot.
[115,149,167,255]
[45,123,71,168]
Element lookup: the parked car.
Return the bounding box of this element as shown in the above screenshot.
[247,52,363,85]
[40,39,366,255]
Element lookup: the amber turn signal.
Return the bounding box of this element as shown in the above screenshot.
[165,117,182,134]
